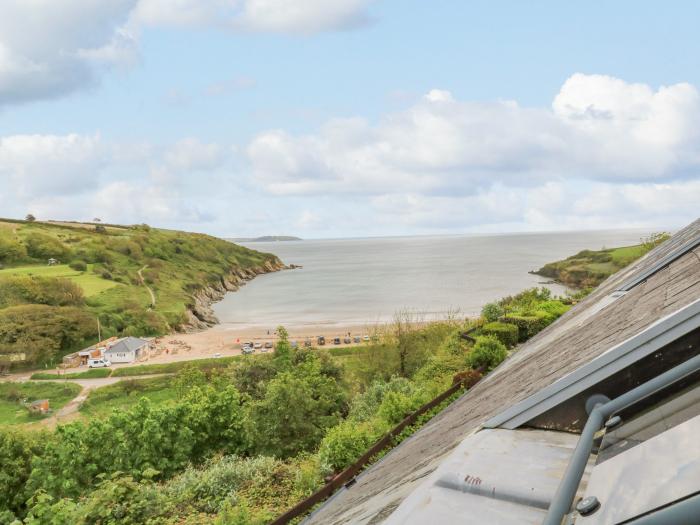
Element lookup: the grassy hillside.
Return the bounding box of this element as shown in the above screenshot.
[533,233,670,289]
[0,218,281,368]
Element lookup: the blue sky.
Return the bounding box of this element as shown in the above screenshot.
[1,0,699,237]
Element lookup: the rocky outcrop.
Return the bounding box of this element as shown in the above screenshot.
[181,258,287,332]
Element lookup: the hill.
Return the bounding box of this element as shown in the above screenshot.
[0,218,284,368]
[531,232,670,289]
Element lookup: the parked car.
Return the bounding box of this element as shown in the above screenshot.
[343,337,351,344]
[333,337,341,345]
[242,345,254,355]
[363,335,370,342]
[254,342,263,349]
[317,336,326,346]
[353,336,361,343]
[88,358,111,368]
[213,353,222,358]
[264,341,273,349]
[291,340,298,348]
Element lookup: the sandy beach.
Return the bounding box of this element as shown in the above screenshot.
[110,322,387,368]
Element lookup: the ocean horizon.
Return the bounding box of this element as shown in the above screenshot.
[212,228,653,328]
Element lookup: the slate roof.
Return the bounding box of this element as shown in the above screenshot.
[104,336,149,354]
[305,218,700,525]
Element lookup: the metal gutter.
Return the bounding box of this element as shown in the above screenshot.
[542,352,700,525]
[484,298,700,430]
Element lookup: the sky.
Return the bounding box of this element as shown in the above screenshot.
[1,0,699,238]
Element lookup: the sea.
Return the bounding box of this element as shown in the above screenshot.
[212,230,652,328]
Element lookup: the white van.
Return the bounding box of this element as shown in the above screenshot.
[88,358,111,368]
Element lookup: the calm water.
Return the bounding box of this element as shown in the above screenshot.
[213,230,650,328]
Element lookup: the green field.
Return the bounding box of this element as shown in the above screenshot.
[30,368,113,380]
[0,381,82,425]
[533,234,669,289]
[0,263,120,297]
[110,355,241,376]
[80,376,178,417]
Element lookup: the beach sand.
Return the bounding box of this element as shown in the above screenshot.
[113,322,388,367]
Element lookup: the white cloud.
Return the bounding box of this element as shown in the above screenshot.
[248,74,700,199]
[0,0,372,105]
[233,0,373,33]
[0,133,105,196]
[0,0,138,105]
[164,138,227,172]
[133,0,374,33]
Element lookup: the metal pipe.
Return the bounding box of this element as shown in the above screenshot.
[542,353,700,525]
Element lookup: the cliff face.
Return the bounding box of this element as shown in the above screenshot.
[182,258,287,332]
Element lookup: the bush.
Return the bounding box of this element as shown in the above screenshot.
[501,312,551,342]
[348,376,417,422]
[318,421,377,474]
[164,455,280,514]
[481,302,504,322]
[467,336,508,372]
[535,300,569,318]
[23,233,70,260]
[481,322,519,348]
[68,260,87,272]
[0,235,27,263]
[377,389,426,426]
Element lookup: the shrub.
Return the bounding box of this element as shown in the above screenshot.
[467,336,508,372]
[535,300,569,318]
[481,322,519,348]
[0,235,27,263]
[165,455,280,514]
[318,421,377,474]
[377,389,426,426]
[348,376,417,422]
[481,302,504,322]
[501,312,551,342]
[101,270,113,280]
[68,260,87,272]
[23,233,70,260]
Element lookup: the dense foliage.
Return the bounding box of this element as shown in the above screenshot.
[0,287,574,524]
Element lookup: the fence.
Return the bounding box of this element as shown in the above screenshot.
[269,378,473,525]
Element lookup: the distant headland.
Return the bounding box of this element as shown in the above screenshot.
[229,236,302,242]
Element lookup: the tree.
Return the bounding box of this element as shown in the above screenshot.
[25,214,36,222]
[251,363,346,458]
[273,325,292,370]
[392,310,428,377]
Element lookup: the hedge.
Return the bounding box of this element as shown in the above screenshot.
[501,312,552,342]
[481,322,519,348]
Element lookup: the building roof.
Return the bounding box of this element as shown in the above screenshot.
[305,218,700,525]
[104,336,149,354]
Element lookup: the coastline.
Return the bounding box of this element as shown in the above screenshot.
[182,257,288,331]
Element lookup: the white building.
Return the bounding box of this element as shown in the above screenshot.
[103,337,150,363]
